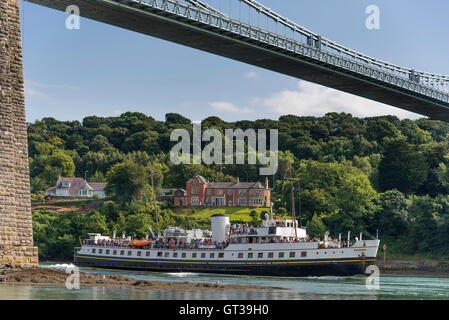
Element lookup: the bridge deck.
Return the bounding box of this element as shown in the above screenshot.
[26,0,449,120]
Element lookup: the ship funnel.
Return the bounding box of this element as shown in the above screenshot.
[211,214,230,243]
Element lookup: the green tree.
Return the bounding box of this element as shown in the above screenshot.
[378,139,428,193]
[47,150,76,177]
[125,213,154,238]
[375,190,410,237]
[306,214,327,239]
[105,161,148,204]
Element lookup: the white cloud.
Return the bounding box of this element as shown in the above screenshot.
[209,101,254,113]
[25,79,78,90]
[263,81,423,119]
[25,87,48,98]
[245,71,258,79]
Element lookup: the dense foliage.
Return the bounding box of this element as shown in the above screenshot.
[28,112,449,260]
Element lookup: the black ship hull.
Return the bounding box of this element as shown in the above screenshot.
[74,254,376,277]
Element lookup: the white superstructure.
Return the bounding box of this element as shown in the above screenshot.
[75,214,380,277]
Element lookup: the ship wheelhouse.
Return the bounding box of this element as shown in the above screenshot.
[229,218,307,244]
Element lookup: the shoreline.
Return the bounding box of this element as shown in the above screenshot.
[0,265,285,291]
[379,259,449,277]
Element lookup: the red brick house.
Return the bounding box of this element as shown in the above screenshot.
[174,175,271,208]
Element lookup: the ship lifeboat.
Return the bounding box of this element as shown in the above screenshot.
[131,240,152,247]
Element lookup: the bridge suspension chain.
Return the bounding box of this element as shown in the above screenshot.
[183,0,449,89]
[239,0,449,86]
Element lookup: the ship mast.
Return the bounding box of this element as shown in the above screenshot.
[150,170,160,239]
[286,164,298,240]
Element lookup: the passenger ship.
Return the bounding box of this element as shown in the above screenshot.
[74,214,379,277]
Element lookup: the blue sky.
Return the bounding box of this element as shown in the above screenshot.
[22,0,449,123]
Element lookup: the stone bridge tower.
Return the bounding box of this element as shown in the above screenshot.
[0,0,38,265]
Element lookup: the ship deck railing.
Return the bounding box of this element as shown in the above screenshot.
[82,243,228,250]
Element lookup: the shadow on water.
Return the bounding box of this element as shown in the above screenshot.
[0,284,377,300]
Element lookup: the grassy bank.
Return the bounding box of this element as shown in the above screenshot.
[172,207,287,223]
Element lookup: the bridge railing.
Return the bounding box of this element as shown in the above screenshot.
[115,0,449,104]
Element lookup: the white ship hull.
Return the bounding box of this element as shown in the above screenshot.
[74,240,379,277]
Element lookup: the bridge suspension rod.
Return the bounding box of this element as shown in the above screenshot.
[239,0,449,85]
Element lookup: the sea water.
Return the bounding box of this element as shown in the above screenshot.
[0,263,448,300]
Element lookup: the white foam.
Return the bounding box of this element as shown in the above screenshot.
[304,276,353,281]
[166,272,199,278]
[43,263,77,270]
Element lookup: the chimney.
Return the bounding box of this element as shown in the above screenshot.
[265,177,269,189]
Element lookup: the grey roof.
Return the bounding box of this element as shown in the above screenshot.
[88,182,107,191]
[207,181,266,189]
[175,188,186,196]
[46,177,106,191]
[186,176,268,189]
[187,175,209,184]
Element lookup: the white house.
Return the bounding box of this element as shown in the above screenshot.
[45,177,107,199]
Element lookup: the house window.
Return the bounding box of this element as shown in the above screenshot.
[248,253,253,259]
[146,252,151,257]
[173,252,178,258]
[227,189,233,196]
[105,250,110,254]
[238,253,244,259]
[218,253,224,258]
[250,198,263,205]
[128,251,132,256]
[201,253,206,258]
[239,189,246,195]
[238,198,246,205]
[92,249,96,254]
[192,253,197,258]
[210,253,215,259]
[207,189,212,195]
[268,252,274,258]
[258,252,263,259]
[301,251,307,257]
[62,182,71,187]
[137,251,141,257]
[79,190,88,196]
[191,197,199,205]
[217,189,223,195]
[278,252,284,258]
[182,252,186,258]
[120,250,124,256]
[113,250,117,255]
[157,252,162,257]
[164,252,169,257]
[192,187,199,195]
[289,252,295,258]
[99,249,103,254]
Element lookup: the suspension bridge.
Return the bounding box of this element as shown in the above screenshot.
[0,0,448,266]
[26,0,449,120]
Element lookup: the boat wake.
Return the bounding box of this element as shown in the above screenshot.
[42,263,77,270]
[165,272,200,278]
[303,276,356,281]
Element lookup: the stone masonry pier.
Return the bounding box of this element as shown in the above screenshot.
[0,0,38,265]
